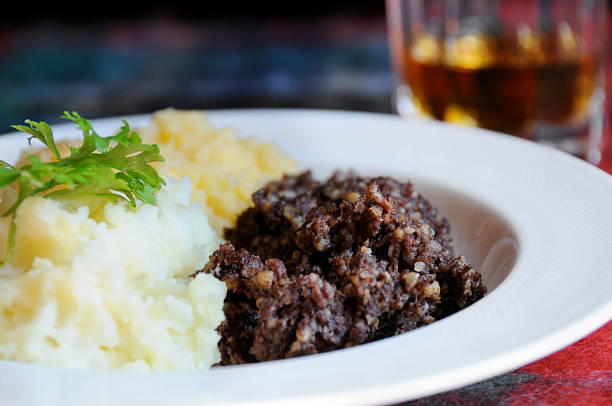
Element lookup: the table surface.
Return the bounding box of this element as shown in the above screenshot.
[0,10,610,406]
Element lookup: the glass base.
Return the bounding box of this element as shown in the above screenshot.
[394,85,606,165]
[534,89,606,165]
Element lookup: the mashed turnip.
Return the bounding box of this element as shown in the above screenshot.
[138,108,297,234]
[0,177,226,371]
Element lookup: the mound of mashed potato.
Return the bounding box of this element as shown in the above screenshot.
[0,178,226,371]
[0,108,296,371]
[138,108,297,233]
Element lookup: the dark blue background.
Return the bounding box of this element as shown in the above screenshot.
[0,2,392,129]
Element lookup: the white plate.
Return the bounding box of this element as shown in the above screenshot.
[0,109,611,406]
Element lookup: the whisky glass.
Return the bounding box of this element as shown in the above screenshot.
[386,0,607,163]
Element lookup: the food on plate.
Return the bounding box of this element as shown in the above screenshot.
[200,171,486,364]
[138,108,297,234]
[0,109,486,371]
[0,179,225,371]
[0,114,225,370]
[3,112,167,261]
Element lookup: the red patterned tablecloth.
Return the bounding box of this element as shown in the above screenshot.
[404,321,611,405]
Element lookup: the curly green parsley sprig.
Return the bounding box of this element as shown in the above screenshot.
[0,111,165,262]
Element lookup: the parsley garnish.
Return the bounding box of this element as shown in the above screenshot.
[0,111,165,262]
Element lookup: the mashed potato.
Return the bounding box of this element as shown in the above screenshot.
[139,108,297,233]
[0,108,296,371]
[0,178,226,371]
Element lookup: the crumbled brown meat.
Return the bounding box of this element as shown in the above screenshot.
[198,171,486,365]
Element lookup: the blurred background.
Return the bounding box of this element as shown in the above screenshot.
[0,2,390,126]
[1,1,609,152]
[2,0,609,166]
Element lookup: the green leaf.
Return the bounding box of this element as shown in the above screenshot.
[0,167,19,187]
[2,112,166,262]
[12,120,61,160]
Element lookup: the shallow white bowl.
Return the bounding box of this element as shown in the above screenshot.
[0,109,610,406]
